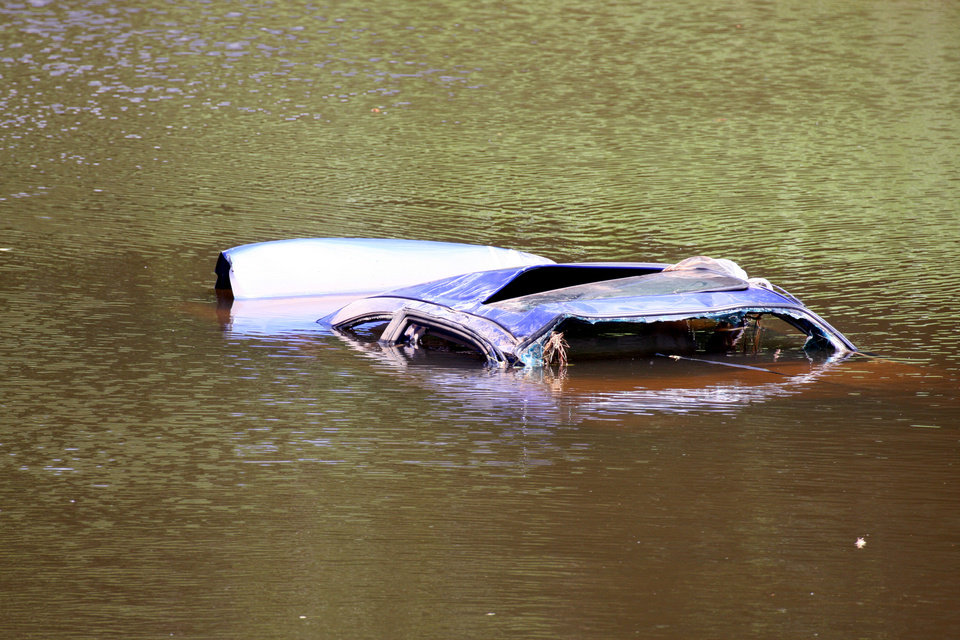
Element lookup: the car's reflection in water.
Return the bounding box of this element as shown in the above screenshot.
[210,293,946,421]
[333,331,857,418]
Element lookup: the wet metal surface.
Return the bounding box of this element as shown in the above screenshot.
[2,1,959,638]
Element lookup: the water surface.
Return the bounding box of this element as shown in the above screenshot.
[2,1,959,638]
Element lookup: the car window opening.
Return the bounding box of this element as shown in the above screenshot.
[387,322,486,361]
[417,327,486,357]
[489,271,750,312]
[483,265,662,304]
[550,313,815,362]
[339,319,390,342]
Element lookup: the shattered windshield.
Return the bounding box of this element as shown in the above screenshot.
[490,270,748,312]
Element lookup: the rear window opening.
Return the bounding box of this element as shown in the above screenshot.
[339,319,390,342]
[548,313,815,363]
[483,265,662,304]
[489,270,749,312]
[408,326,488,361]
[339,318,487,361]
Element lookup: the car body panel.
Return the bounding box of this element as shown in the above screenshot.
[217,237,554,299]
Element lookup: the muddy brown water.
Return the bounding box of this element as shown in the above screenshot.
[2,1,959,638]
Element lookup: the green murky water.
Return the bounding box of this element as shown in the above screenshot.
[2,1,959,638]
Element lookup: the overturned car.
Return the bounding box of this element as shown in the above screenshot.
[215,239,856,368]
[323,257,855,368]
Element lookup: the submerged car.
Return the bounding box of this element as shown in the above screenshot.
[322,255,856,368]
[215,239,857,367]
